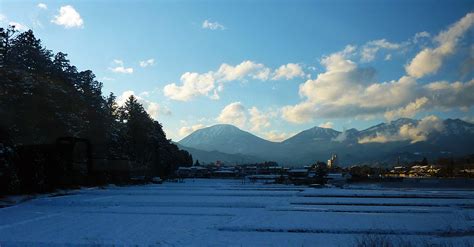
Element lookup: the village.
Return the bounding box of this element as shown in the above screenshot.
[174,154,474,187]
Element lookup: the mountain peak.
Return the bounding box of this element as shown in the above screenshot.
[178,117,474,166]
[198,124,241,134]
[283,125,340,144]
[178,123,274,155]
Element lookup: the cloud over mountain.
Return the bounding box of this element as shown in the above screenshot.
[281,12,474,124]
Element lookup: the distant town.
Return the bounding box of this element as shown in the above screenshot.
[175,153,474,187]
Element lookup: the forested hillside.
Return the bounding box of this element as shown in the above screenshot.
[0,26,192,194]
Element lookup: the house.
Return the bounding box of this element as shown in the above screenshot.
[176,166,210,178]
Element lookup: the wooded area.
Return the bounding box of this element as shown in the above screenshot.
[0,26,193,194]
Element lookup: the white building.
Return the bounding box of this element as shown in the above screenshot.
[327,154,338,168]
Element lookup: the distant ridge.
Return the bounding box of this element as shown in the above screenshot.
[178,119,474,166]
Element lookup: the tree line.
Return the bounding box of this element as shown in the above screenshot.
[0,26,192,194]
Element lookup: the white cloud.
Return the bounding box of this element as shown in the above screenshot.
[215,103,277,133]
[413,31,430,43]
[319,122,334,129]
[333,130,350,142]
[281,101,318,124]
[281,13,474,124]
[406,12,474,78]
[382,79,474,121]
[405,48,444,78]
[358,115,445,144]
[37,3,47,10]
[249,106,271,132]
[202,19,225,30]
[139,58,155,68]
[0,14,6,22]
[163,60,297,101]
[52,5,84,29]
[216,60,270,81]
[462,116,474,124]
[8,22,28,31]
[116,90,136,106]
[164,71,215,101]
[179,124,206,137]
[109,60,134,74]
[216,102,247,128]
[262,131,295,142]
[117,90,171,119]
[384,97,429,121]
[361,39,402,62]
[282,46,417,123]
[424,79,474,109]
[272,63,305,80]
[146,102,171,119]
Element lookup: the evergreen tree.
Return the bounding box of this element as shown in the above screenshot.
[0,27,193,194]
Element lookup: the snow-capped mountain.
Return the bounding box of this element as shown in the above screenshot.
[179,124,277,156]
[282,126,340,145]
[178,119,474,166]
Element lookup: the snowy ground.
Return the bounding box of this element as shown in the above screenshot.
[0,179,473,246]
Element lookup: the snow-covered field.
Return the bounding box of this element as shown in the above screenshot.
[0,179,473,246]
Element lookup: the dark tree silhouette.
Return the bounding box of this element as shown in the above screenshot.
[0,26,192,194]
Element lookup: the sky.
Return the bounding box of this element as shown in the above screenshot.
[1,0,473,142]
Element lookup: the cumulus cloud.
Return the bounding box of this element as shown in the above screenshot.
[109,60,134,74]
[282,45,418,123]
[214,102,276,132]
[262,131,295,142]
[361,39,402,62]
[249,107,271,132]
[384,97,430,121]
[163,60,299,101]
[460,45,474,78]
[406,12,474,78]
[37,3,47,10]
[319,122,334,129]
[424,79,474,109]
[179,124,206,137]
[202,19,225,30]
[216,102,247,128]
[216,61,270,81]
[139,58,155,68]
[383,79,474,121]
[281,101,318,124]
[272,63,305,80]
[282,13,474,124]
[358,115,445,144]
[147,102,171,119]
[9,22,29,31]
[164,72,215,101]
[52,5,84,29]
[117,90,171,119]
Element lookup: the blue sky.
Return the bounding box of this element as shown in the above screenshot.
[1,0,473,141]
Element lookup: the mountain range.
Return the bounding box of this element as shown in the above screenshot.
[177,118,474,166]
